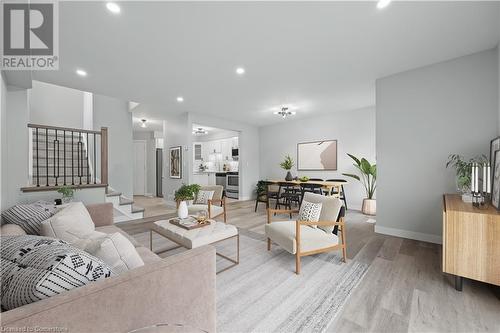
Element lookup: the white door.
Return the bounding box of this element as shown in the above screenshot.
[133,140,147,195]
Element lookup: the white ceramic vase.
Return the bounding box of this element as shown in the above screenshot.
[362,198,376,216]
[177,201,189,219]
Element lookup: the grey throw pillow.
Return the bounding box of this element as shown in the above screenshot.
[1,201,57,235]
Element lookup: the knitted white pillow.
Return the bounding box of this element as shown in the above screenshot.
[194,190,215,204]
[298,201,322,228]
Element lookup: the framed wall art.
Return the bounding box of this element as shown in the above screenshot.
[169,146,182,179]
[297,140,337,171]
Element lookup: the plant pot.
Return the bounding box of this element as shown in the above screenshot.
[285,171,293,181]
[177,201,189,219]
[62,196,73,204]
[362,198,376,216]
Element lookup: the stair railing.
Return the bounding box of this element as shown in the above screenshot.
[23,124,108,192]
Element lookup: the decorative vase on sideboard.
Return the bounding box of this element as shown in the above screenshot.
[177,201,188,219]
[362,198,376,215]
[285,171,293,181]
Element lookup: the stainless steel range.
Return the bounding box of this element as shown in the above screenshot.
[226,172,239,199]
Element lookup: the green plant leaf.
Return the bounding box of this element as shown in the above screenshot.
[342,173,360,181]
[347,153,361,166]
[360,158,372,175]
[370,165,377,178]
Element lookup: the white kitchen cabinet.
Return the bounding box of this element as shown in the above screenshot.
[231,137,239,149]
[220,139,231,161]
[207,173,216,185]
[192,173,209,186]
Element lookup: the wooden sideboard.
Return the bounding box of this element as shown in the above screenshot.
[442,194,500,290]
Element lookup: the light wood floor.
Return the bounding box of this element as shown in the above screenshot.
[133,195,176,218]
[118,200,500,332]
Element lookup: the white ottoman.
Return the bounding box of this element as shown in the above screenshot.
[150,219,239,273]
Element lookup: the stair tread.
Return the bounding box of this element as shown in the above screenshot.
[106,191,122,197]
[119,197,134,206]
[131,205,145,213]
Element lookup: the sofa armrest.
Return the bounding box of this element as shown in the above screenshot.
[0,246,216,333]
[85,203,114,227]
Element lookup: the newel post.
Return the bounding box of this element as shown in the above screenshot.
[100,127,108,185]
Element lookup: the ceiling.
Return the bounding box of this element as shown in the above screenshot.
[26,1,500,126]
[132,117,163,132]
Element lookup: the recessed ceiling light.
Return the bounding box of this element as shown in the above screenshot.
[236,67,245,75]
[106,2,121,14]
[177,96,184,102]
[76,69,87,77]
[141,119,147,128]
[193,127,208,135]
[377,0,391,9]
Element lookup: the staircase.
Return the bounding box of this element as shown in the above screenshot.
[26,123,144,222]
[105,188,145,222]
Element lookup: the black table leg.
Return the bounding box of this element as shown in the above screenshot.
[455,275,463,291]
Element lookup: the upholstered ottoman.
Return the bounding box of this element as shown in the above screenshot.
[150,220,239,273]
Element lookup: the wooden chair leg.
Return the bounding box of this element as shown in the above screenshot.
[296,254,301,274]
[254,200,259,212]
[341,225,347,263]
[267,238,271,251]
[224,208,227,224]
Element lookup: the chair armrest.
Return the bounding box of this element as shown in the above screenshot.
[296,220,344,227]
[85,203,113,227]
[208,198,225,206]
[1,246,216,333]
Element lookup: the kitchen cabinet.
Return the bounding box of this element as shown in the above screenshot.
[220,139,231,161]
[207,173,216,185]
[193,173,209,186]
[193,143,202,161]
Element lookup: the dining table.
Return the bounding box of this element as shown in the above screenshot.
[266,179,347,198]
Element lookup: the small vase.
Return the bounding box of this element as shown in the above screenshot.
[178,201,189,219]
[285,171,293,181]
[362,198,376,215]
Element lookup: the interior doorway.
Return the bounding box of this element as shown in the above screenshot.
[133,140,147,195]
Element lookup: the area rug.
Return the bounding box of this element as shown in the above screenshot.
[133,229,368,333]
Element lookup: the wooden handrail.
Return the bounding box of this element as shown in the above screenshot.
[100,127,108,185]
[28,123,101,134]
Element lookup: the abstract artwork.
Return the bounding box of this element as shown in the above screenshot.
[491,150,500,210]
[169,146,182,179]
[297,140,337,171]
[490,137,500,176]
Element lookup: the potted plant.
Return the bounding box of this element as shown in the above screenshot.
[280,155,295,181]
[174,184,201,219]
[343,154,376,215]
[446,154,487,202]
[57,186,76,204]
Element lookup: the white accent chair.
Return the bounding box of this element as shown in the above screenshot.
[187,185,227,223]
[265,192,347,274]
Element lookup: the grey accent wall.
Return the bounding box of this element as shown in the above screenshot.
[259,107,376,210]
[498,45,500,134]
[93,94,134,199]
[29,80,84,128]
[133,131,157,195]
[163,112,191,201]
[376,49,498,243]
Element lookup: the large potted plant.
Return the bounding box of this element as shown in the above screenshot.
[174,184,201,219]
[446,154,487,201]
[343,154,376,215]
[280,155,295,181]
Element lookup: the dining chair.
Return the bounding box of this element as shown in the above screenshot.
[299,183,323,200]
[326,179,348,209]
[275,182,301,218]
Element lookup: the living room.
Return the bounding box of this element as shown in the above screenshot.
[1,1,499,332]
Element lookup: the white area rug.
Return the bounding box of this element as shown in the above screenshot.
[133,229,368,333]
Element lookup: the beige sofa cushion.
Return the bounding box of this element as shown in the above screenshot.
[91,233,144,274]
[0,224,27,236]
[265,220,339,254]
[302,192,343,234]
[41,202,95,242]
[95,225,140,247]
[188,204,223,218]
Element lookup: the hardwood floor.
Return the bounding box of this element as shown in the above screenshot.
[118,199,500,332]
[132,195,177,218]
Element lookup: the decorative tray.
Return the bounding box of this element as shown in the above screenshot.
[169,216,211,230]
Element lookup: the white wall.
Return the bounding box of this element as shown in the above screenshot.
[0,73,7,211]
[497,45,500,134]
[133,131,157,196]
[93,94,134,199]
[189,113,260,201]
[259,107,376,210]
[376,49,498,244]
[29,80,84,128]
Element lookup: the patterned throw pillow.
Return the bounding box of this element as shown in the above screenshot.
[1,201,57,235]
[298,201,323,228]
[194,190,215,204]
[0,235,114,310]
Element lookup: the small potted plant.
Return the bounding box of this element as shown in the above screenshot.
[57,186,76,204]
[446,154,487,202]
[280,155,295,181]
[174,184,201,219]
[343,154,377,215]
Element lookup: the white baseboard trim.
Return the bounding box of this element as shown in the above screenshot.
[375,225,442,244]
